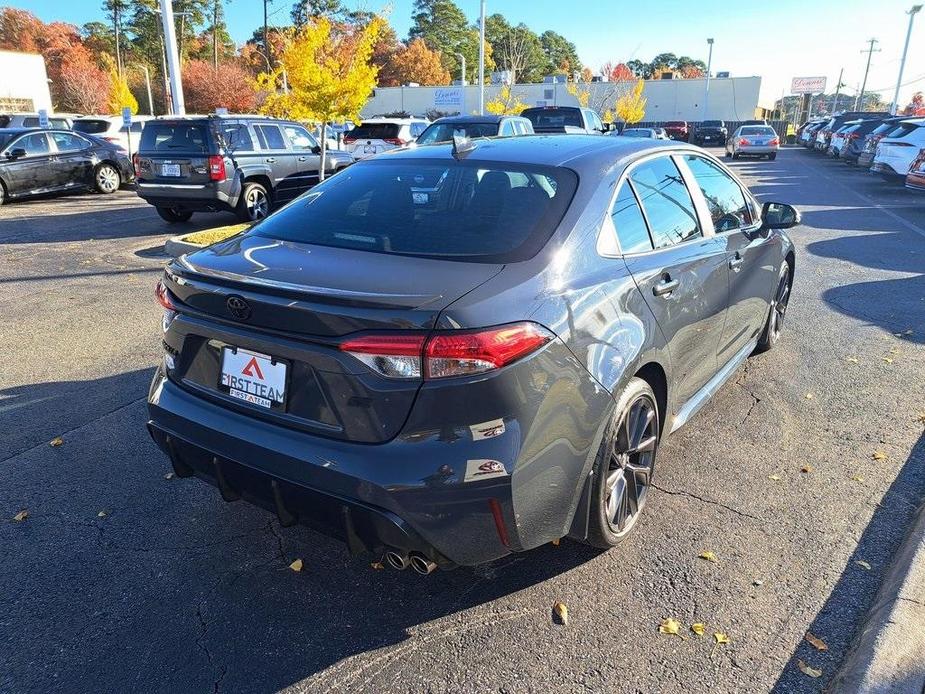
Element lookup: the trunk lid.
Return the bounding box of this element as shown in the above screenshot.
[136,120,214,185]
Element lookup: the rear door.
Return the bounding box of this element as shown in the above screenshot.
[681,153,776,364]
[48,131,96,188]
[617,154,729,407]
[136,120,212,185]
[254,123,298,203]
[280,124,321,195]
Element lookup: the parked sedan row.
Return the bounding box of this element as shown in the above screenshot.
[798,112,925,189]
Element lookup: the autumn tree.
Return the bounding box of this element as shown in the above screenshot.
[486,85,527,115]
[386,39,450,86]
[615,79,647,125]
[259,17,382,179]
[602,61,633,82]
[184,60,258,113]
[108,69,139,114]
[409,0,491,81]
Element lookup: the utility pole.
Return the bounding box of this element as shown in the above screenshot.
[159,0,185,115]
[478,0,486,114]
[832,67,844,114]
[135,64,154,115]
[891,5,922,114]
[212,0,219,70]
[113,1,123,77]
[859,38,880,111]
[264,0,271,68]
[702,38,714,121]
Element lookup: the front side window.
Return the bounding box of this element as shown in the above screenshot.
[282,125,316,150]
[251,159,578,263]
[629,156,702,248]
[51,131,89,153]
[611,182,652,254]
[12,132,50,156]
[683,155,751,232]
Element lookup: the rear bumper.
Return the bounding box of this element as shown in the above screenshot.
[737,146,778,155]
[870,162,906,180]
[136,181,236,212]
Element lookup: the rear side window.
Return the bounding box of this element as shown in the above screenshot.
[684,156,751,232]
[255,124,286,150]
[140,122,209,152]
[349,123,400,140]
[611,182,652,253]
[73,120,110,134]
[250,159,579,263]
[629,157,702,248]
[219,123,254,151]
[51,132,89,152]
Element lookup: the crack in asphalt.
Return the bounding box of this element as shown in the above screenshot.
[650,482,762,521]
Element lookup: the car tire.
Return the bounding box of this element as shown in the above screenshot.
[769,153,777,161]
[732,152,740,160]
[94,163,121,194]
[584,377,660,549]
[0,180,6,206]
[754,261,792,354]
[155,206,194,224]
[237,181,271,222]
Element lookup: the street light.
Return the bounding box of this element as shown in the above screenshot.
[702,38,714,122]
[455,52,466,86]
[891,4,922,115]
[134,64,154,115]
[478,0,486,114]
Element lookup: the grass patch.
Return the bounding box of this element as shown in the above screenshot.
[179,223,250,247]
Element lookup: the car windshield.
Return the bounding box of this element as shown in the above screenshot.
[140,121,208,152]
[522,109,582,128]
[349,123,401,140]
[73,120,110,135]
[741,126,775,136]
[416,122,499,144]
[250,159,578,263]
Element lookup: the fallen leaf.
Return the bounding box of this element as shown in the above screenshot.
[49,437,63,447]
[872,451,887,462]
[845,357,859,364]
[714,632,729,645]
[889,347,900,354]
[698,551,718,563]
[164,472,175,480]
[97,510,108,518]
[801,464,813,473]
[691,622,706,636]
[658,617,683,637]
[289,558,304,572]
[369,561,384,570]
[798,660,823,678]
[13,510,28,522]
[855,560,872,570]
[551,538,560,546]
[552,601,568,625]
[805,393,814,399]
[753,579,764,586]
[805,632,829,651]
[882,357,894,364]
[768,474,782,481]
[915,413,925,425]
[850,474,864,482]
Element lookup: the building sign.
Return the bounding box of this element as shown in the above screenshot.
[434,87,464,110]
[791,76,827,94]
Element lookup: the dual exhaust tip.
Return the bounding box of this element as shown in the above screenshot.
[385,549,437,575]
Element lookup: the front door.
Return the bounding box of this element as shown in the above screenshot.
[254,123,297,204]
[2,132,57,196]
[48,131,96,189]
[281,124,322,196]
[616,155,729,408]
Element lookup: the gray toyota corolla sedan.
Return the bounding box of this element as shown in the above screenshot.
[147,135,799,574]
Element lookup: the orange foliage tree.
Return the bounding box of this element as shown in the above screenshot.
[384,38,450,86]
[183,60,259,113]
[601,61,633,82]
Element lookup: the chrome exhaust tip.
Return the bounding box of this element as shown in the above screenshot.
[409,552,437,575]
[385,550,410,571]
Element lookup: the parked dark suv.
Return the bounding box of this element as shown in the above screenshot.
[134,115,354,224]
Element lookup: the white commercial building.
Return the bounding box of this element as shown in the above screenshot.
[362,76,762,123]
[0,51,53,113]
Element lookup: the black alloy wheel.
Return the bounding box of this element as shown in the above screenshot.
[755,262,791,353]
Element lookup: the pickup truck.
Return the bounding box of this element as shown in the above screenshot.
[520,107,606,135]
[663,121,690,141]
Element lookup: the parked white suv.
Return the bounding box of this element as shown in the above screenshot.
[0,113,73,129]
[344,117,429,160]
[871,118,925,181]
[73,115,153,153]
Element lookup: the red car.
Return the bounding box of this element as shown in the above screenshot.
[663,121,689,141]
[907,148,925,192]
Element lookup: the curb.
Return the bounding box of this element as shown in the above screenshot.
[164,236,204,258]
[830,500,925,693]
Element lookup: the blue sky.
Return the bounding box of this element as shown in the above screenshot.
[18,0,925,106]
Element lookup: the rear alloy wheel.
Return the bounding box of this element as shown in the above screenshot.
[586,377,659,548]
[155,206,194,224]
[0,181,5,206]
[95,163,121,194]
[769,153,777,161]
[238,182,270,222]
[754,262,791,354]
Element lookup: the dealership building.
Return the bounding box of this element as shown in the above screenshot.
[361,75,763,122]
[0,51,53,113]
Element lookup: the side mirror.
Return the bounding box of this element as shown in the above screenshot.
[7,148,26,159]
[311,145,321,154]
[761,202,801,230]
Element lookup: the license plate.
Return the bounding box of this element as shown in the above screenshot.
[703,136,712,140]
[754,140,766,146]
[161,164,181,177]
[220,347,287,409]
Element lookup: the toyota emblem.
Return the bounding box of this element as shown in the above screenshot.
[226,295,251,321]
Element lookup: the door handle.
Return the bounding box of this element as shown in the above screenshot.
[265,157,276,163]
[652,277,680,297]
[729,253,744,270]
[298,156,308,161]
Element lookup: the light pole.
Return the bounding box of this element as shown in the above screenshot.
[478,0,486,114]
[158,0,185,115]
[859,38,880,111]
[891,4,922,114]
[702,38,714,122]
[455,52,466,86]
[135,64,154,115]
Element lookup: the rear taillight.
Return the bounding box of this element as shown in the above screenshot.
[208,154,226,181]
[343,136,356,144]
[738,138,749,146]
[384,137,407,146]
[155,280,176,310]
[339,322,554,380]
[769,137,780,146]
[132,153,141,178]
[913,149,925,172]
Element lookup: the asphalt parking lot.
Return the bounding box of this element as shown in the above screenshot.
[1,148,924,693]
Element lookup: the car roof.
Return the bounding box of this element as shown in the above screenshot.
[361,117,428,123]
[430,115,509,124]
[376,133,695,170]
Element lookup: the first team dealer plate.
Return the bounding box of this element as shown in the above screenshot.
[219,347,287,409]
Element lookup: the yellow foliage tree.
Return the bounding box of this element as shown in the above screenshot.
[565,81,590,108]
[485,85,528,116]
[108,70,138,115]
[615,79,646,124]
[388,38,450,86]
[258,16,383,179]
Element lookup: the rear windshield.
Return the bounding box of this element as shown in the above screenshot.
[870,121,899,136]
[665,121,686,127]
[741,126,776,136]
[250,159,579,263]
[140,121,209,152]
[886,122,923,139]
[348,123,400,140]
[522,109,582,128]
[73,120,110,134]
[417,122,498,144]
[701,121,724,127]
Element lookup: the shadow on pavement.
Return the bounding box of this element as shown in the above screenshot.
[771,431,925,692]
